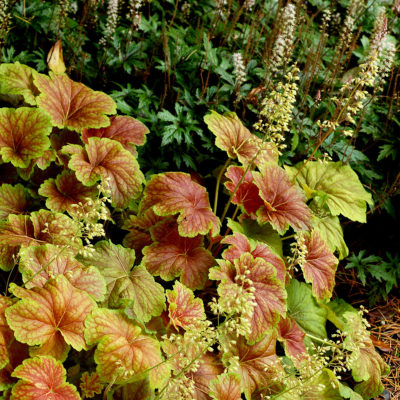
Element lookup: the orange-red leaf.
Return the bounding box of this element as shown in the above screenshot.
[277,316,306,362]
[302,230,338,301]
[224,166,263,217]
[63,137,144,208]
[0,107,52,168]
[79,372,104,398]
[222,333,282,400]
[209,373,242,400]
[35,72,116,132]
[11,356,80,400]
[82,115,148,156]
[167,281,206,330]
[204,111,277,166]
[19,244,106,301]
[85,308,168,387]
[141,172,220,237]
[6,275,96,361]
[39,171,97,215]
[143,219,215,290]
[253,164,311,234]
[211,253,286,343]
[222,232,286,284]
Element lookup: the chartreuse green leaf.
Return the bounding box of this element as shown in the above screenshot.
[286,279,327,339]
[79,371,104,398]
[85,308,169,388]
[227,218,283,257]
[0,62,38,105]
[63,137,144,208]
[285,162,373,223]
[0,184,30,219]
[313,214,349,260]
[6,275,96,361]
[0,107,51,168]
[34,72,116,132]
[79,240,165,323]
[11,356,80,400]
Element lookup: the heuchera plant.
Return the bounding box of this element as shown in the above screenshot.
[0,57,389,400]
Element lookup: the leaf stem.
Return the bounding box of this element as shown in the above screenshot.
[213,158,231,215]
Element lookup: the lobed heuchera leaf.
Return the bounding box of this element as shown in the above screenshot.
[16,148,56,181]
[166,281,206,330]
[39,170,97,215]
[19,244,106,301]
[79,240,165,323]
[34,72,116,132]
[210,253,286,343]
[63,137,144,208]
[221,333,282,400]
[285,161,373,223]
[143,219,215,290]
[82,115,148,156]
[0,107,52,168]
[122,208,164,258]
[313,214,349,260]
[11,356,80,400]
[277,316,306,362]
[222,232,286,284]
[0,62,39,105]
[6,275,96,361]
[224,166,263,217]
[0,183,30,219]
[140,172,220,237]
[342,312,389,398]
[84,308,169,388]
[1,296,29,388]
[79,371,104,398]
[209,373,242,400]
[204,111,278,166]
[286,279,327,339]
[301,230,338,301]
[253,163,312,234]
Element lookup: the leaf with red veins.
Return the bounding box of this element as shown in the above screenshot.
[85,308,169,388]
[0,184,30,219]
[203,111,277,166]
[222,333,282,400]
[11,356,80,400]
[253,163,312,234]
[211,253,286,343]
[222,232,286,284]
[143,219,215,290]
[6,275,96,361]
[1,296,29,388]
[141,172,220,238]
[302,230,338,301]
[34,72,116,132]
[63,137,144,208]
[0,107,52,168]
[277,316,306,362]
[224,166,263,216]
[122,208,164,258]
[0,215,36,248]
[82,115,148,156]
[209,373,242,400]
[0,244,19,272]
[20,244,106,301]
[39,171,97,215]
[0,62,39,106]
[187,354,224,400]
[166,281,206,330]
[78,240,165,323]
[80,371,104,398]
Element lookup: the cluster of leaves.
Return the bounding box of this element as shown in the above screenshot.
[345,250,400,305]
[0,60,390,399]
